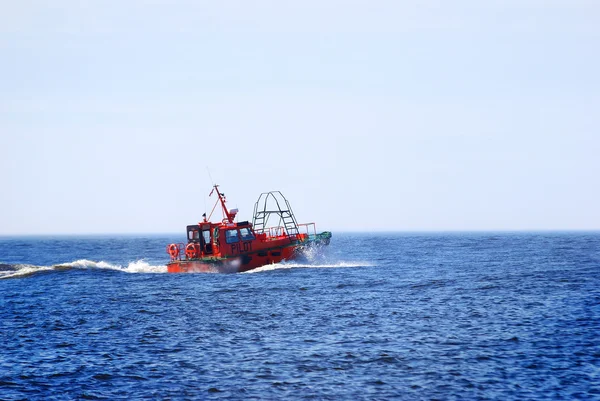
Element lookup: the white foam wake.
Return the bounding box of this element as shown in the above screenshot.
[58,259,167,274]
[242,261,373,274]
[0,259,372,279]
[0,264,55,280]
[0,259,167,279]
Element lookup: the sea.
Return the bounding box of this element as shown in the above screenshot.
[1,232,599,400]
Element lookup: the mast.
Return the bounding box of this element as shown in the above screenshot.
[209,184,237,223]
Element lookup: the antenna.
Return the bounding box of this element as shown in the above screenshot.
[206,167,215,186]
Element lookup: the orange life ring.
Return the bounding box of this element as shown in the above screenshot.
[185,243,198,259]
[167,244,179,259]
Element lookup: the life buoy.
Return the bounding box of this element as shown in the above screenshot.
[167,244,179,259]
[185,243,198,259]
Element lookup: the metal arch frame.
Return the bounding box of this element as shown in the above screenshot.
[252,191,299,235]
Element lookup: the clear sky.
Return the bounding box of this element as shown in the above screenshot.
[1,1,599,235]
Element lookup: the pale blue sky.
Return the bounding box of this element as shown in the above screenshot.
[1,1,599,234]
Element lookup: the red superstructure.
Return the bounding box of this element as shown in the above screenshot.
[166,185,331,273]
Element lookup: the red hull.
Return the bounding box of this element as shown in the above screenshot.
[167,245,296,273]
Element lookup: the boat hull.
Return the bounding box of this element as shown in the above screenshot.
[166,245,297,273]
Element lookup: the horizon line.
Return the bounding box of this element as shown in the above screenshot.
[1,229,599,238]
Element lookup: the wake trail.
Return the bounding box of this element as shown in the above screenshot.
[0,259,373,279]
[0,259,167,280]
[243,261,373,274]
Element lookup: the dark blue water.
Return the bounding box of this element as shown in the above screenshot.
[1,233,599,400]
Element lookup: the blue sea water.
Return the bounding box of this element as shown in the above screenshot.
[1,232,599,400]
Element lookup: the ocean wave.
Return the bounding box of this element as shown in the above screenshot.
[0,264,55,279]
[243,261,373,274]
[59,259,167,274]
[0,259,167,279]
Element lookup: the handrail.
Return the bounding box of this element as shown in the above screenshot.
[297,223,317,236]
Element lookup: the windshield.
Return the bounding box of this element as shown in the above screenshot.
[225,229,239,244]
[239,227,255,241]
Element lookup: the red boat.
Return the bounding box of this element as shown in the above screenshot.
[166,185,331,273]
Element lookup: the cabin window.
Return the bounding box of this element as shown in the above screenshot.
[203,230,211,244]
[225,229,239,244]
[239,227,255,241]
[188,230,199,241]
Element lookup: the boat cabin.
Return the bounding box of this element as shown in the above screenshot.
[186,221,263,258]
[186,224,215,255]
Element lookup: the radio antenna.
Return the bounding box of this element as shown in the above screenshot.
[206,167,215,186]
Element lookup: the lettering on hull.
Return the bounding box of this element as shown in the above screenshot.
[230,241,252,255]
